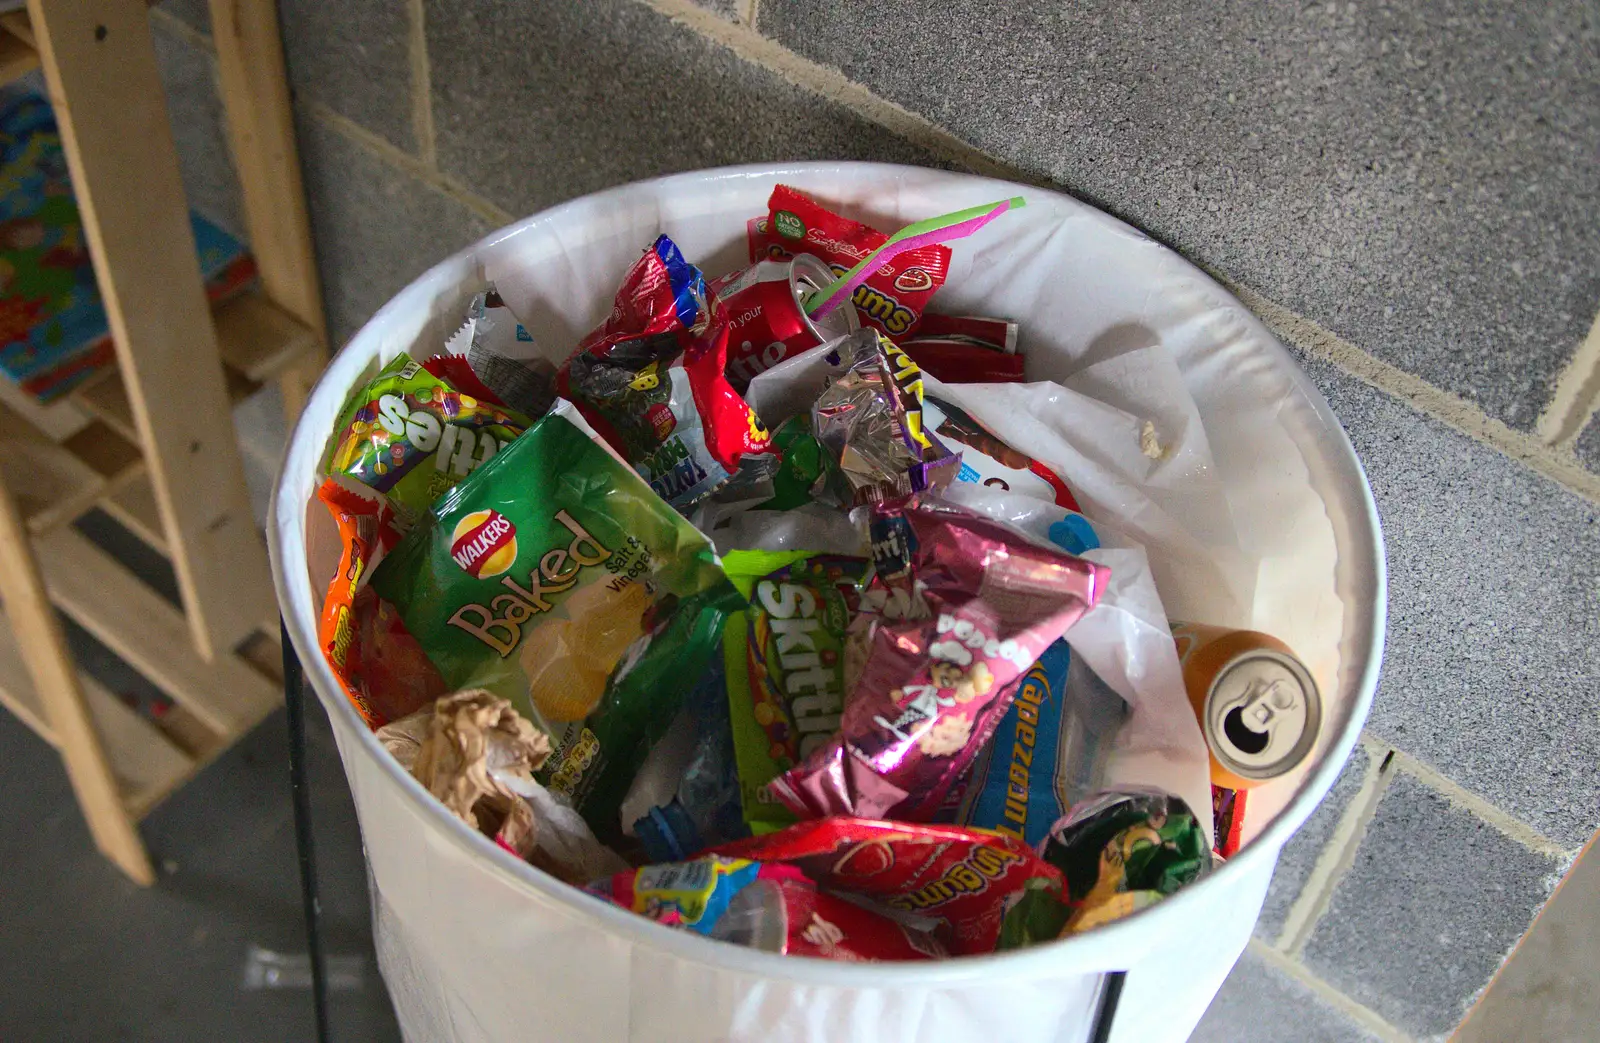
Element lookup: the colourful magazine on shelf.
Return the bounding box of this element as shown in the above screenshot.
[0,90,257,403]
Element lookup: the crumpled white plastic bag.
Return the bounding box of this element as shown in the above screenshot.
[702,504,867,556]
[929,369,1255,628]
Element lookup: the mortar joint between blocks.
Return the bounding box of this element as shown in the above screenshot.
[1221,278,1600,506]
[1277,740,1397,957]
[1247,938,1416,1043]
[1384,750,1576,862]
[631,0,1024,181]
[407,0,437,169]
[304,100,511,227]
[1537,309,1600,448]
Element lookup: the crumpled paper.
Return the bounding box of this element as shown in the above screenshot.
[379,691,625,883]
[391,690,551,858]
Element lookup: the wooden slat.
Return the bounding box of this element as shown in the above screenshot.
[74,357,263,450]
[86,683,191,816]
[207,0,328,421]
[0,611,194,814]
[30,0,275,660]
[0,468,152,883]
[71,371,138,443]
[214,291,320,383]
[36,524,280,738]
[0,10,35,47]
[0,372,92,440]
[0,617,56,742]
[236,628,284,686]
[99,470,168,555]
[0,401,106,534]
[146,703,220,761]
[0,24,38,85]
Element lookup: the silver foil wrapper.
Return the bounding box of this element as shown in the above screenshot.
[811,329,959,504]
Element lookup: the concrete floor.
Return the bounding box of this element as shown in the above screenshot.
[0,686,401,1042]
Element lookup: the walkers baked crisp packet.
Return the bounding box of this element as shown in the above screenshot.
[368,399,742,840]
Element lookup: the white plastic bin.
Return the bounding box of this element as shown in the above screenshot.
[269,163,1385,1043]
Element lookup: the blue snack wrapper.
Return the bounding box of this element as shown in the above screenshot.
[955,511,1127,846]
[956,642,1127,846]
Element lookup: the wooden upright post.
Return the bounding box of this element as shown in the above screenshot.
[26,0,274,660]
[208,0,330,421]
[0,478,154,884]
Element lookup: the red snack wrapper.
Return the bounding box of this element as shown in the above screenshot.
[900,341,1025,384]
[713,817,1064,955]
[560,235,770,483]
[684,321,773,470]
[910,314,1018,353]
[901,314,1024,383]
[347,586,450,728]
[770,502,1109,821]
[749,185,951,340]
[316,481,401,726]
[422,354,509,408]
[593,856,945,960]
[1212,785,1246,859]
[573,235,702,358]
[776,877,947,960]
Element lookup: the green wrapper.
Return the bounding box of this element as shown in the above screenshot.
[325,355,530,523]
[722,550,870,834]
[538,585,736,844]
[754,414,837,511]
[368,399,740,838]
[999,789,1212,947]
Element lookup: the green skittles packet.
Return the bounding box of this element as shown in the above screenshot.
[325,354,530,524]
[722,550,870,834]
[368,398,741,841]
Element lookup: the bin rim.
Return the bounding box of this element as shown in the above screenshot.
[269,160,1386,986]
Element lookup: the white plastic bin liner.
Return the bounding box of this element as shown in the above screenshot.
[270,163,1385,1043]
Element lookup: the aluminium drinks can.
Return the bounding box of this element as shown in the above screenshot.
[710,253,859,389]
[1170,621,1322,789]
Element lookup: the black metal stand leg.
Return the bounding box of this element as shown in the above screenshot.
[1088,970,1125,1043]
[283,619,332,1043]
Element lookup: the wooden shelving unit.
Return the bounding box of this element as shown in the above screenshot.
[0,0,327,885]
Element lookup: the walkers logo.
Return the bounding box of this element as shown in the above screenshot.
[449,509,517,578]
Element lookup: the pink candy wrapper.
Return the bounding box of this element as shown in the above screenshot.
[769,503,1109,821]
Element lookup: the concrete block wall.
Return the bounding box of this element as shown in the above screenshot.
[148,2,1599,1039]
